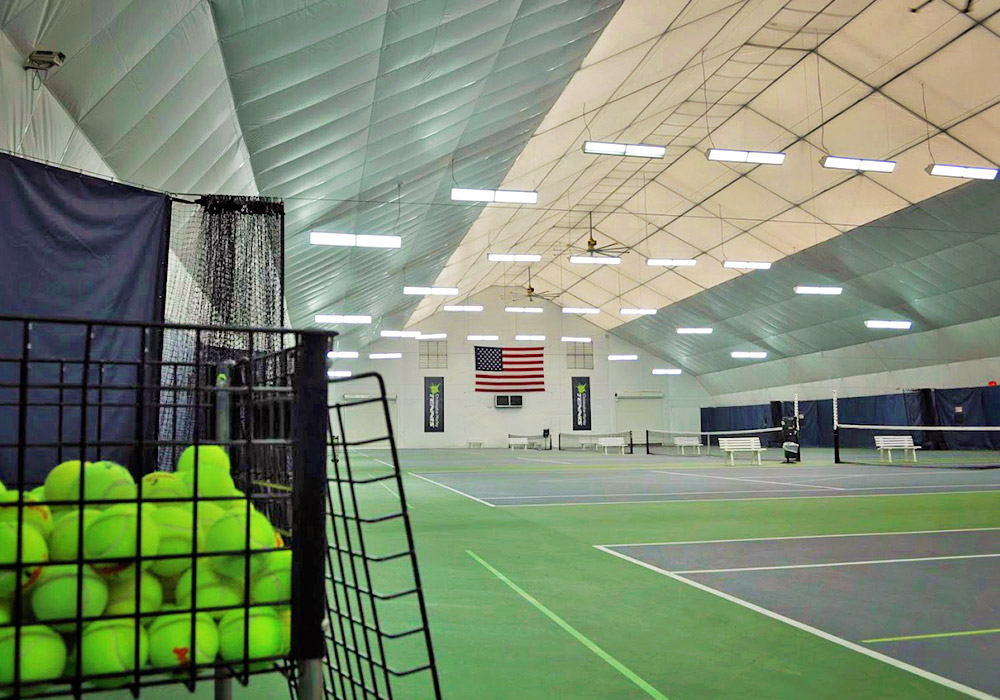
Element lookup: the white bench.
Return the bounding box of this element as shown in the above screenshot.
[597,436,627,454]
[577,436,598,451]
[874,435,920,463]
[467,439,484,449]
[508,437,529,449]
[673,436,703,455]
[718,437,766,465]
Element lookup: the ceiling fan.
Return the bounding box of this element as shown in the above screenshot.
[567,212,631,261]
[510,267,559,302]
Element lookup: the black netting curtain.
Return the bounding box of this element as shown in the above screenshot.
[159,195,285,468]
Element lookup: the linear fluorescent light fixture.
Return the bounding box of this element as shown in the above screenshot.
[315,314,372,325]
[583,141,666,159]
[327,351,359,359]
[487,253,542,263]
[505,306,543,314]
[561,336,592,343]
[822,156,895,173]
[450,188,538,204]
[647,258,697,267]
[562,307,599,315]
[569,255,621,265]
[467,334,499,341]
[652,368,682,375]
[416,333,447,340]
[327,370,353,378]
[310,232,402,248]
[677,327,713,334]
[927,164,999,180]
[369,352,402,360]
[707,149,785,165]
[403,286,458,296]
[621,308,656,316]
[865,320,912,330]
[724,260,772,270]
[380,330,421,338]
[795,286,843,295]
[515,335,545,341]
[443,305,483,312]
[731,351,767,359]
[608,354,638,361]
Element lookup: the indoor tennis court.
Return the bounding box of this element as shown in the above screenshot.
[4,1,1000,700]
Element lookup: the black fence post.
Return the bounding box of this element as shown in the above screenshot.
[292,332,328,698]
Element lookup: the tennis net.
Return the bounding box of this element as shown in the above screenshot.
[558,431,633,453]
[507,433,552,450]
[836,423,1000,468]
[646,426,788,461]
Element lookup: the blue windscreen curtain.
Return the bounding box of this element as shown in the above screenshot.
[0,153,170,484]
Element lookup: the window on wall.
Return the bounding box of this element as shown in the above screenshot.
[566,341,593,369]
[419,340,448,369]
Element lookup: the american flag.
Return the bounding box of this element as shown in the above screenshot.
[474,346,545,392]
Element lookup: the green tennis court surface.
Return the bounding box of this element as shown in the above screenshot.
[384,448,1000,700]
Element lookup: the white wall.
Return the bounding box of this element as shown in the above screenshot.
[329,288,710,448]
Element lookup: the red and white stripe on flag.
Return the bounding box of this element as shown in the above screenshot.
[474,345,544,392]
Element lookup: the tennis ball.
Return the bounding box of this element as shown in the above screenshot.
[0,479,6,495]
[148,611,219,669]
[28,485,46,502]
[250,549,290,605]
[82,461,137,504]
[0,491,54,537]
[174,567,242,619]
[217,606,282,662]
[31,564,108,631]
[79,619,148,688]
[83,504,160,577]
[48,508,100,562]
[179,463,236,500]
[276,605,291,656]
[104,571,162,616]
[150,506,203,578]
[44,460,87,504]
[0,625,67,687]
[205,508,275,579]
[177,445,230,473]
[140,472,190,502]
[0,522,48,596]
[187,500,226,534]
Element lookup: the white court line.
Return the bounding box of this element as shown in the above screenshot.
[595,546,999,700]
[408,472,495,507]
[597,526,1000,548]
[494,488,1000,507]
[490,487,835,500]
[514,456,574,465]
[357,452,395,469]
[652,469,845,491]
[672,553,1000,575]
[357,451,411,508]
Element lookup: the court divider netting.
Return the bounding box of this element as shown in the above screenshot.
[506,434,552,450]
[558,431,633,454]
[646,426,788,461]
[834,423,1000,468]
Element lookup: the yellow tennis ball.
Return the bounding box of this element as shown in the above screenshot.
[148,610,219,669]
[179,463,236,500]
[217,606,282,662]
[0,624,67,687]
[44,460,87,503]
[80,619,148,688]
[177,445,230,473]
[174,567,242,619]
[140,472,191,502]
[0,522,48,596]
[48,508,100,562]
[104,571,162,617]
[276,605,291,656]
[0,491,54,537]
[187,500,226,534]
[28,485,46,501]
[0,600,9,625]
[150,506,203,578]
[83,504,160,578]
[205,508,275,579]
[30,564,108,632]
[250,549,290,605]
[82,461,137,504]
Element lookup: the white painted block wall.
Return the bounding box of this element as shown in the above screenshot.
[328,288,709,448]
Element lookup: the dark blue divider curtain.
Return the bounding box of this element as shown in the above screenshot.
[0,154,170,483]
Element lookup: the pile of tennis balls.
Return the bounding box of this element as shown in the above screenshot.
[0,445,291,691]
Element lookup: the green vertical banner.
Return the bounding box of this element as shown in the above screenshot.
[572,376,592,431]
[425,376,444,432]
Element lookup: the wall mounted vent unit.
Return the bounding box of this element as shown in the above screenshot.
[494,395,523,408]
[615,391,664,400]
